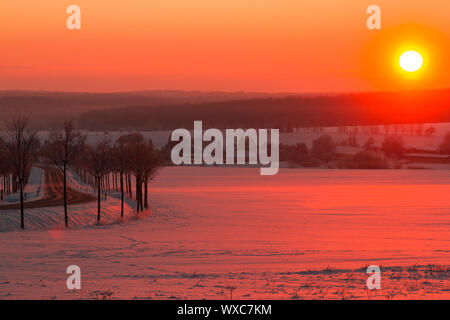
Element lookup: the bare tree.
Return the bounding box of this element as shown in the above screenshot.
[5,116,39,229]
[84,137,112,222]
[42,120,86,227]
[128,136,161,213]
[113,136,131,218]
[142,140,161,210]
[127,134,149,213]
[0,138,12,201]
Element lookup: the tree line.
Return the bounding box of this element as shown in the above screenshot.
[279,132,450,169]
[0,116,161,229]
[77,89,450,131]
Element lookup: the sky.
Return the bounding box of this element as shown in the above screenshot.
[1,0,449,92]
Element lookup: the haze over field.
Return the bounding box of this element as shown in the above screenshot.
[1,88,450,130]
[0,90,295,129]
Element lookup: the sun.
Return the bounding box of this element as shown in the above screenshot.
[399,50,423,72]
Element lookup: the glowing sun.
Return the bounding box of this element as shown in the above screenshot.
[399,50,423,72]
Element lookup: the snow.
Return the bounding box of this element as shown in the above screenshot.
[66,169,96,194]
[0,169,139,232]
[0,167,448,299]
[3,167,44,203]
[32,122,450,151]
[0,192,139,232]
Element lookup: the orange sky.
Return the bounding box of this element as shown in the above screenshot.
[1,0,449,92]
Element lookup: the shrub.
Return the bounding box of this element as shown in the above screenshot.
[438,132,450,154]
[280,143,308,163]
[338,150,389,169]
[363,137,375,149]
[381,135,405,158]
[299,155,321,168]
[311,135,335,162]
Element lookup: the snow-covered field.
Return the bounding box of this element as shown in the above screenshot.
[0,167,448,299]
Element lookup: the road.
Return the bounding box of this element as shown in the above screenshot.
[0,167,96,210]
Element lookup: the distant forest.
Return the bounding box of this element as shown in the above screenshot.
[1,89,449,131]
[0,91,293,129]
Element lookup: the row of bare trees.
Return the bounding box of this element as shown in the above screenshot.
[42,121,85,227]
[78,133,160,220]
[0,116,40,229]
[1,116,161,229]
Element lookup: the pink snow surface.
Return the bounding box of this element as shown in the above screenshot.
[0,167,448,299]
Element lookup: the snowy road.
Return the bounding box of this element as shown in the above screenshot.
[0,167,95,210]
